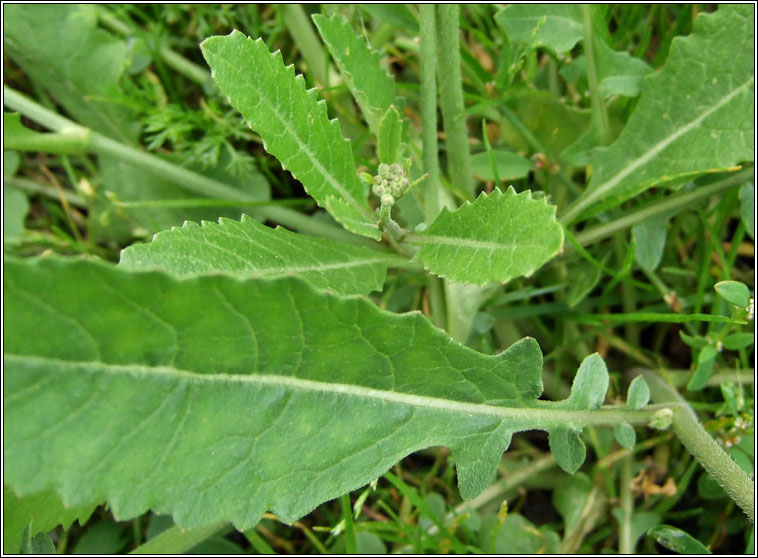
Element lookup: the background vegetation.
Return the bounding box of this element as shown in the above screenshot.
[3,4,754,554]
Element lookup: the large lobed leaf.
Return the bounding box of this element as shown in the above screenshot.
[201,31,380,239]
[313,14,396,134]
[119,215,399,295]
[565,5,754,220]
[5,257,617,531]
[410,188,564,285]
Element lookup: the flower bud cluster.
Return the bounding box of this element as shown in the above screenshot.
[371,163,409,205]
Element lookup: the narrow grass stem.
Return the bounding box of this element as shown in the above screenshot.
[640,369,755,523]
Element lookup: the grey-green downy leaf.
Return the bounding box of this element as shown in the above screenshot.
[200,31,380,239]
[4,258,647,531]
[410,188,564,285]
[564,5,754,221]
[119,215,400,296]
[312,14,397,135]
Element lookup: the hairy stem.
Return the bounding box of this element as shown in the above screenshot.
[640,369,755,523]
[618,454,634,553]
[417,5,447,330]
[419,4,442,222]
[435,5,473,200]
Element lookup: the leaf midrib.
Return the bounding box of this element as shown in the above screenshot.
[5,353,648,427]
[588,76,754,202]
[410,233,553,251]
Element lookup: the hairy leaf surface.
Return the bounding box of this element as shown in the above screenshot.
[200,31,378,238]
[410,188,564,285]
[313,14,396,134]
[568,5,754,220]
[119,215,397,295]
[5,258,623,531]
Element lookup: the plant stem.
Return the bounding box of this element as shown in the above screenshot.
[419,4,447,329]
[573,167,754,246]
[435,5,474,200]
[434,6,487,343]
[640,369,755,523]
[339,494,357,554]
[618,454,634,553]
[419,4,441,222]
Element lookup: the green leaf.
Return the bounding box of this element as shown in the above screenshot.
[3,187,29,240]
[565,353,609,411]
[647,525,712,554]
[549,427,586,474]
[479,513,560,554]
[722,333,754,350]
[119,215,395,295]
[632,214,670,272]
[547,353,610,472]
[359,5,418,33]
[739,182,754,239]
[312,14,396,134]
[613,422,636,449]
[495,5,583,54]
[560,40,654,99]
[566,254,606,307]
[714,280,751,307]
[626,375,651,410]
[679,330,709,349]
[3,486,96,554]
[4,149,21,176]
[410,188,564,285]
[5,257,622,530]
[325,196,381,240]
[500,91,590,159]
[377,106,403,165]
[595,39,654,98]
[688,345,718,391]
[568,5,754,220]
[132,522,226,555]
[72,518,129,554]
[200,31,377,238]
[20,529,56,555]
[553,473,593,530]
[470,150,534,182]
